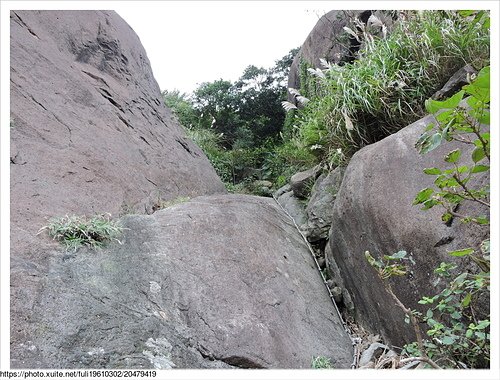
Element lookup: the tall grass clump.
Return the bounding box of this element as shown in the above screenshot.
[39,214,123,251]
[292,10,490,166]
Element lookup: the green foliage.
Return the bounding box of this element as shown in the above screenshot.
[162,48,309,193]
[162,90,200,129]
[298,59,319,100]
[414,66,490,224]
[364,250,413,280]
[192,79,242,146]
[288,10,489,167]
[39,214,123,251]
[260,139,317,188]
[272,47,300,87]
[414,65,490,224]
[408,66,490,368]
[191,55,290,149]
[368,244,490,368]
[311,356,334,369]
[184,127,233,183]
[403,262,490,368]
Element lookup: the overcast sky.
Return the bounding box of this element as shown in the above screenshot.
[116,2,335,94]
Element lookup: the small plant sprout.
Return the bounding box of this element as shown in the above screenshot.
[38,213,124,251]
[311,355,334,369]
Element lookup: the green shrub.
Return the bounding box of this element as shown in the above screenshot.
[162,90,201,129]
[407,65,490,368]
[414,65,490,222]
[184,127,233,183]
[403,262,490,368]
[162,50,300,191]
[39,214,123,251]
[261,139,318,188]
[367,247,490,368]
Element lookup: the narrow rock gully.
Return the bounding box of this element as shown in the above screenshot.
[272,194,362,369]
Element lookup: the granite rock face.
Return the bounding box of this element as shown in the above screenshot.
[289,165,321,199]
[328,111,489,345]
[13,195,354,369]
[303,167,345,243]
[10,10,227,367]
[10,10,226,222]
[276,191,308,228]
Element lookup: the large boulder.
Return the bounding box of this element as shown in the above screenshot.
[328,112,489,346]
[10,10,226,222]
[431,64,477,100]
[10,10,226,367]
[303,167,345,242]
[12,195,354,369]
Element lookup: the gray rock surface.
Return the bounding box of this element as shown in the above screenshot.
[290,165,321,199]
[325,244,355,313]
[10,10,226,223]
[304,167,345,242]
[432,64,477,100]
[10,10,227,368]
[274,184,291,198]
[328,111,489,345]
[251,180,273,196]
[276,191,308,227]
[13,195,354,369]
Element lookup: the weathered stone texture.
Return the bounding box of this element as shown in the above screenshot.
[13,195,354,369]
[328,112,489,345]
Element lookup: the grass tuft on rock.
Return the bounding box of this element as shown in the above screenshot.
[39,213,123,251]
[292,10,490,167]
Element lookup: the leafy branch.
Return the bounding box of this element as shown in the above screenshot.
[365,62,490,369]
[414,66,490,226]
[365,251,441,369]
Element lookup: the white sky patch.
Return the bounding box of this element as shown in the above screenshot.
[116,2,332,93]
